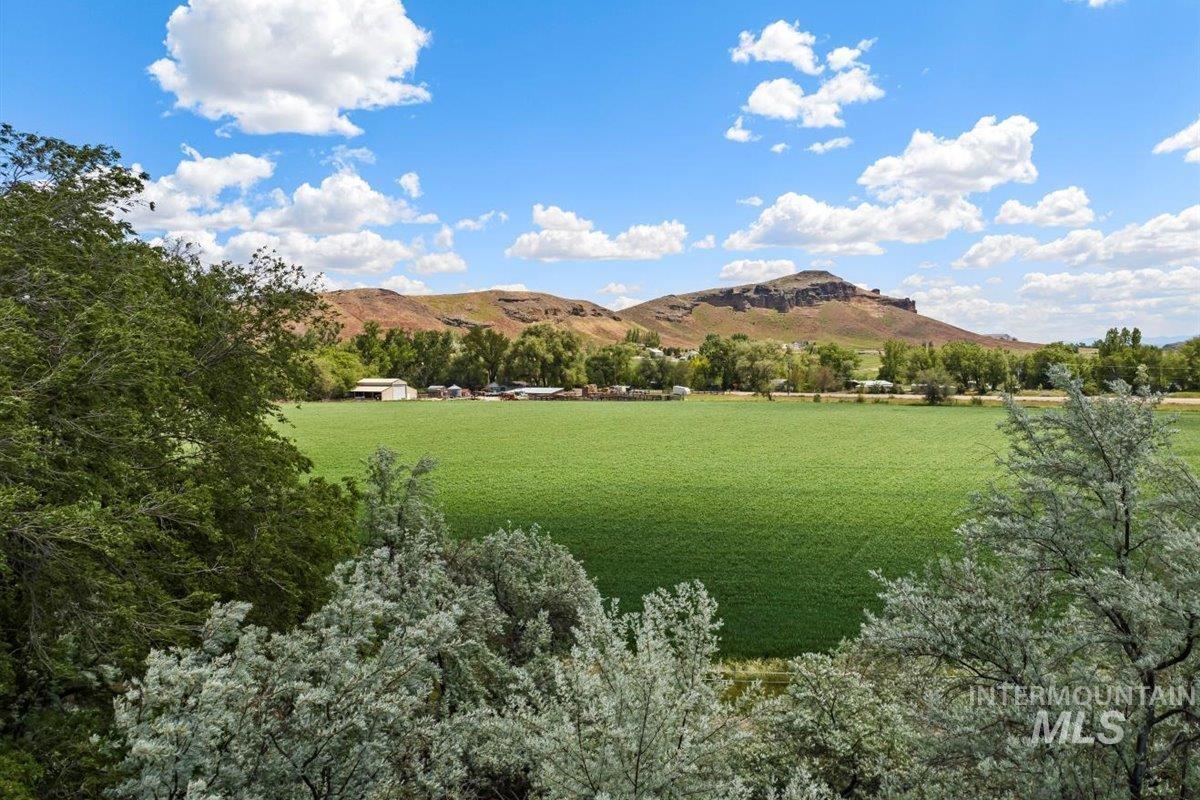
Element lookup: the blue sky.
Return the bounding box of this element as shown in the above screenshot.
[2,0,1197,341]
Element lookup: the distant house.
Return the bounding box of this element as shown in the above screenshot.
[349,378,417,401]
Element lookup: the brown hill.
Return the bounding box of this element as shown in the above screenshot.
[321,271,1036,349]
[619,271,1034,349]
[322,288,630,340]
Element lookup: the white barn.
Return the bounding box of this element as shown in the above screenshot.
[349,378,418,401]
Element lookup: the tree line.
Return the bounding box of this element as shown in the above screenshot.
[308,325,867,398]
[878,333,1200,395]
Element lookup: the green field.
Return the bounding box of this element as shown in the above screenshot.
[277,398,1200,656]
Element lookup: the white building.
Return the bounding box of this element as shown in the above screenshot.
[349,378,418,401]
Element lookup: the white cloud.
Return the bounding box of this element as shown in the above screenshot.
[826,38,875,71]
[719,258,797,282]
[489,283,529,292]
[411,251,467,274]
[1153,116,1200,164]
[724,192,983,254]
[224,229,417,275]
[737,196,764,207]
[691,234,716,249]
[397,171,422,198]
[952,234,1040,269]
[250,169,435,234]
[599,282,640,295]
[1069,0,1124,8]
[810,258,836,269]
[725,115,760,143]
[730,20,823,75]
[858,115,1038,200]
[770,143,790,154]
[434,225,454,249]
[608,296,643,311]
[744,68,884,127]
[505,204,688,261]
[149,0,431,136]
[172,144,274,198]
[324,145,375,170]
[455,210,507,231]
[807,136,853,154]
[995,186,1095,227]
[1019,266,1200,302]
[952,205,1200,270]
[1025,206,1200,267]
[126,147,273,232]
[381,274,432,294]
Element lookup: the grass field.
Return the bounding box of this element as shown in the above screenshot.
[277,398,1200,656]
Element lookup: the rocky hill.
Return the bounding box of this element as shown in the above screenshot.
[321,271,1035,349]
[619,271,1028,349]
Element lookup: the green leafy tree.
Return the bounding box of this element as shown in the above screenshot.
[815,342,861,386]
[698,333,738,390]
[0,126,357,797]
[461,325,510,384]
[585,343,636,387]
[504,323,586,387]
[878,339,910,383]
[736,340,786,398]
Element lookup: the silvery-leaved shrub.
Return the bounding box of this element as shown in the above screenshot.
[861,367,1200,799]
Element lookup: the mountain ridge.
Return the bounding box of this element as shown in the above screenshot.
[320,271,1038,349]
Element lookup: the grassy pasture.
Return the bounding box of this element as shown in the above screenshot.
[277,398,1200,656]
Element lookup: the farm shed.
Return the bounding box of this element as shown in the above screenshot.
[349,378,417,401]
[852,379,894,392]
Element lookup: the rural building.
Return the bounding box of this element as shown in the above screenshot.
[349,378,417,401]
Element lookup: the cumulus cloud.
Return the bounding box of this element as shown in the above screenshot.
[455,210,508,231]
[1153,116,1200,164]
[599,282,640,295]
[397,171,422,198]
[744,68,884,127]
[770,143,790,154]
[826,38,875,71]
[434,225,454,249]
[149,0,431,136]
[952,206,1200,271]
[952,234,1040,269]
[994,186,1095,227]
[1019,266,1200,302]
[382,274,432,294]
[724,192,983,254]
[807,136,853,154]
[858,115,1038,200]
[725,115,760,143]
[250,170,435,234]
[411,251,467,274]
[223,229,417,275]
[719,258,797,282]
[608,296,643,311]
[1024,206,1200,267]
[730,20,823,75]
[737,196,764,207]
[505,204,688,261]
[125,147,274,232]
[691,234,716,249]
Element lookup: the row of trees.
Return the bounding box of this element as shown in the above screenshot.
[308,327,867,399]
[116,372,1200,799]
[879,334,1200,394]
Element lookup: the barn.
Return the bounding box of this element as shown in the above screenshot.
[349,378,418,401]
